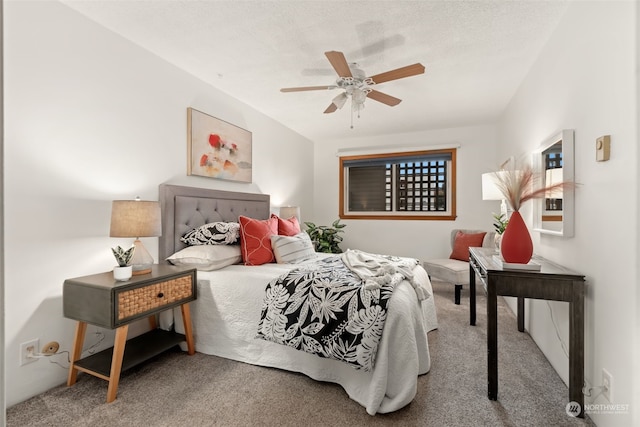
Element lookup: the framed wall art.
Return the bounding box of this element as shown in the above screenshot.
[187,107,252,183]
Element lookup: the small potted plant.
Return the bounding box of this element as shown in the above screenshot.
[112,245,135,281]
[304,219,346,254]
[492,213,508,251]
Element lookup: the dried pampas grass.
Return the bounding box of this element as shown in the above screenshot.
[491,162,573,212]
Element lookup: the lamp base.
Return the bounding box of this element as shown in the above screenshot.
[132,267,152,276]
[130,239,154,276]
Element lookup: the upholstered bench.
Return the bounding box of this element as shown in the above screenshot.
[423,229,495,304]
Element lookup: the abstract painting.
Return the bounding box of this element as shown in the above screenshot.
[187,107,252,183]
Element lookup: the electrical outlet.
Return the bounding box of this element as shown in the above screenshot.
[20,339,39,366]
[42,341,60,355]
[583,378,592,400]
[602,368,613,402]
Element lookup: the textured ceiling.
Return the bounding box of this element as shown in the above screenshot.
[61,0,570,141]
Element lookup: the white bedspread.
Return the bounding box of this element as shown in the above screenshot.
[173,254,438,415]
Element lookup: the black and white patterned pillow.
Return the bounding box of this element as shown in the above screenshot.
[180,222,240,246]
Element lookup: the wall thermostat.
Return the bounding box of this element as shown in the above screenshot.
[596,135,610,162]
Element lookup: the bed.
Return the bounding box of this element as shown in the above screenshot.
[158,184,438,415]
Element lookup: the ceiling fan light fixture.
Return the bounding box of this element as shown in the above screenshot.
[353,88,367,104]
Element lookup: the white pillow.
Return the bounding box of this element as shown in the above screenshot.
[166,245,241,271]
[271,232,316,264]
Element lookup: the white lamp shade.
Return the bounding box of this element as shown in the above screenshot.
[110,200,161,238]
[482,172,507,201]
[279,206,300,221]
[545,168,564,197]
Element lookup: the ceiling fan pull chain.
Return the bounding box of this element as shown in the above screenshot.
[350,103,354,129]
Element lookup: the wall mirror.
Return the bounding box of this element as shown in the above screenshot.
[533,129,574,237]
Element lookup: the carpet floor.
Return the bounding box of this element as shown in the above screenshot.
[7,280,594,426]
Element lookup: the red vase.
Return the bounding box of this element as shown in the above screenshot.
[500,211,533,264]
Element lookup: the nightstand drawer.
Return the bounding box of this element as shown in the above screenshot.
[63,265,197,329]
[116,275,193,322]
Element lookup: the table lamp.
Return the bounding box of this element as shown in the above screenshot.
[279,206,300,221]
[110,198,161,275]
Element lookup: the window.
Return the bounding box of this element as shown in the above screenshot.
[339,148,457,220]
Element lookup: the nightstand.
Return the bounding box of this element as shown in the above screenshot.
[63,264,197,403]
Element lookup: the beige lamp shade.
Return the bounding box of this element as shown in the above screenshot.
[279,206,300,221]
[110,200,161,238]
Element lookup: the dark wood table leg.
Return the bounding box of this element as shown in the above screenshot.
[517,297,525,332]
[569,282,585,418]
[470,261,476,326]
[487,278,498,400]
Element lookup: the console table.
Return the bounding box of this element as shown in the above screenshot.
[469,247,585,417]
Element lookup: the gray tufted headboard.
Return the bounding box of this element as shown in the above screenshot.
[158,184,270,263]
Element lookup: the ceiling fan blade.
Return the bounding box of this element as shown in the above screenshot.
[325,51,353,78]
[332,92,348,109]
[368,63,425,84]
[367,90,402,106]
[324,92,348,114]
[324,103,338,114]
[280,85,335,92]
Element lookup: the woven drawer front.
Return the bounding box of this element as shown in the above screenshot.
[117,276,193,320]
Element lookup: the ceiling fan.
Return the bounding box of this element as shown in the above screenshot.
[281,51,425,127]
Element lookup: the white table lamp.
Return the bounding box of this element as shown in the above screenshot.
[482,172,509,217]
[279,206,300,221]
[110,198,161,275]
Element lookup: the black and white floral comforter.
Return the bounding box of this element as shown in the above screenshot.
[256,254,407,371]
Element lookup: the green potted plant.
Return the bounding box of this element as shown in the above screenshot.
[492,213,509,251]
[492,213,508,234]
[304,219,346,254]
[112,245,135,281]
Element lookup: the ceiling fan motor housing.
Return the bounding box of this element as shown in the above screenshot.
[336,64,374,100]
[349,63,366,80]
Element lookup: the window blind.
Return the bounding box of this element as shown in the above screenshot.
[348,165,388,211]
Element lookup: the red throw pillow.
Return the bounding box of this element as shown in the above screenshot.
[271,214,301,236]
[449,231,486,261]
[239,215,278,265]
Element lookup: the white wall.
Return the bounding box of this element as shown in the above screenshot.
[498,1,638,426]
[4,1,314,407]
[313,124,500,262]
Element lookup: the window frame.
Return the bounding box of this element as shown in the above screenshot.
[339,148,457,220]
